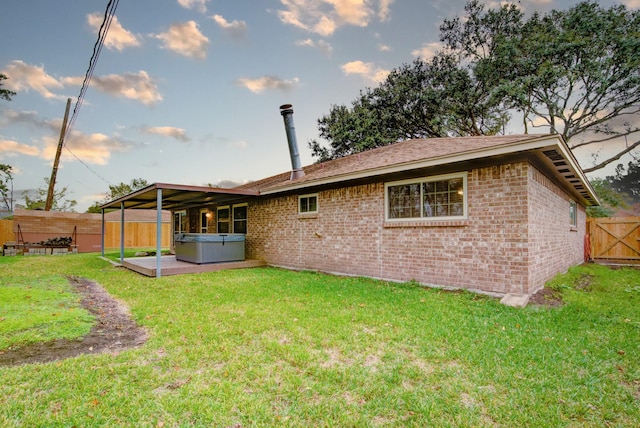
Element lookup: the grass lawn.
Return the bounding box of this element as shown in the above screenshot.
[0,254,638,427]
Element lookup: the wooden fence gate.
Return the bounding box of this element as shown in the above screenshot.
[587,217,640,261]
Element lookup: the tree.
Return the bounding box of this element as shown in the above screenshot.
[441,0,640,173]
[86,178,149,213]
[586,178,627,218]
[309,54,510,161]
[0,164,14,212]
[0,74,16,101]
[23,177,77,212]
[310,1,640,171]
[605,159,640,203]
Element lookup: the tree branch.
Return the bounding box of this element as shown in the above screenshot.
[582,138,640,173]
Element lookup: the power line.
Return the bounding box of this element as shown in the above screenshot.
[65,0,119,139]
[59,0,120,187]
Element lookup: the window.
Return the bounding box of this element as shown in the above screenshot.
[233,204,247,234]
[299,194,318,214]
[217,204,247,233]
[200,208,211,233]
[217,207,230,233]
[174,210,186,233]
[385,173,467,221]
[569,200,577,227]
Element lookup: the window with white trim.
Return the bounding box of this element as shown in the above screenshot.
[385,173,467,221]
[217,206,230,233]
[200,208,211,233]
[174,210,186,233]
[569,200,577,227]
[217,204,247,233]
[233,204,247,234]
[299,194,318,214]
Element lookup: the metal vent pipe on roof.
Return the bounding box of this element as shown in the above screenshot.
[280,104,305,180]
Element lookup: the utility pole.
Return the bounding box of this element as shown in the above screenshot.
[45,98,71,211]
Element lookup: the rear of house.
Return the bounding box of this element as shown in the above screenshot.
[167,134,595,296]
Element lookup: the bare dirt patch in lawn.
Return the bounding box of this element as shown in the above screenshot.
[528,286,564,307]
[0,276,147,367]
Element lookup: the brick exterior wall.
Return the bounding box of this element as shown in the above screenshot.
[526,167,586,294]
[243,160,585,295]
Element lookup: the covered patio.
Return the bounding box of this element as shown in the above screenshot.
[100,183,260,278]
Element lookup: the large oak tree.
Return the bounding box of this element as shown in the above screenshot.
[310,1,640,173]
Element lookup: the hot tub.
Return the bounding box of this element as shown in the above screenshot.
[174,233,245,264]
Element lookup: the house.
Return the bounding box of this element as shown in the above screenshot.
[102,106,598,298]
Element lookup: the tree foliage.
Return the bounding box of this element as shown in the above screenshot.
[22,177,77,212]
[605,160,640,203]
[0,164,14,212]
[586,178,628,218]
[310,0,640,171]
[448,0,640,173]
[0,74,16,101]
[309,54,510,161]
[86,178,149,213]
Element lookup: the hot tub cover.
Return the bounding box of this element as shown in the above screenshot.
[175,233,245,243]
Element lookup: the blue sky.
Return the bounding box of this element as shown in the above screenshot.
[1,0,637,211]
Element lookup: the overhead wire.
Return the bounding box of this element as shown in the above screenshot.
[62,0,120,185]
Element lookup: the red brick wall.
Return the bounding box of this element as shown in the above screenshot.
[246,161,586,295]
[526,167,586,294]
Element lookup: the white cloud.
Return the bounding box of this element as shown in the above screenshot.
[621,0,640,8]
[0,110,130,167]
[1,60,64,100]
[154,21,209,59]
[278,0,395,36]
[141,126,190,142]
[50,130,130,166]
[87,13,141,51]
[295,38,333,56]
[230,140,248,149]
[341,60,389,83]
[236,76,300,94]
[0,139,40,158]
[63,71,162,106]
[411,42,444,59]
[378,43,391,52]
[378,0,395,21]
[177,0,208,13]
[211,14,248,39]
[0,109,48,129]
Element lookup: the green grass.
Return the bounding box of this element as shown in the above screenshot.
[0,255,638,427]
[0,272,94,349]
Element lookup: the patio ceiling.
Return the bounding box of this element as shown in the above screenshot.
[100,182,259,212]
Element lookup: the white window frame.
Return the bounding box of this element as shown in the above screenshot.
[299,193,319,214]
[174,210,187,234]
[217,206,230,233]
[232,203,248,234]
[200,208,211,233]
[385,172,468,222]
[569,200,577,227]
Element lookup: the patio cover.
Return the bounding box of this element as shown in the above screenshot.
[100,183,259,277]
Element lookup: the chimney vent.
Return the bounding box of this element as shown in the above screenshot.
[280,104,305,180]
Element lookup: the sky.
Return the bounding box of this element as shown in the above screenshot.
[1,0,638,212]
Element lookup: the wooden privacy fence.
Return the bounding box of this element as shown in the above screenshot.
[587,217,640,261]
[0,211,171,254]
[103,222,171,248]
[0,219,14,246]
